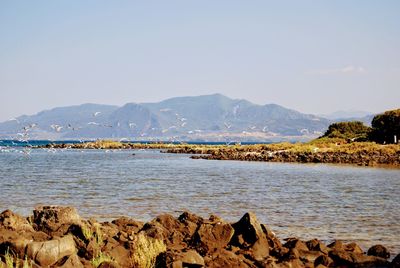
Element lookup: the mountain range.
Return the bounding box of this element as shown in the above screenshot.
[0,94,372,142]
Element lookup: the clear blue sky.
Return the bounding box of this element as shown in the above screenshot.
[1,1,399,121]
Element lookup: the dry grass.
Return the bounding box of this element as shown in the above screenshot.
[4,248,15,268]
[22,257,32,268]
[90,252,114,268]
[132,233,167,268]
[3,248,32,268]
[94,224,103,247]
[81,224,93,241]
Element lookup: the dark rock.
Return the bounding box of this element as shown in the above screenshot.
[329,249,389,267]
[314,255,333,267]
[283,238,309,252]
[141,222,167,241]
[261,224,282,251]
[230,212,269,261]
[367,244,390,259]
[391,253,400,268]
[306,239,329,254]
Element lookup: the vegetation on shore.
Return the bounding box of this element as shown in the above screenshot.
[40,108,400,167]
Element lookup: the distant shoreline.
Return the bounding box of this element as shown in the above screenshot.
[27,139,400,168]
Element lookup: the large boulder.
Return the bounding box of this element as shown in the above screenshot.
[192,222,234,254]
[367,244,390,259]
[33,206,81,233]
[230,212,269,261]
[26,235,76,266]
[0,210,34,232]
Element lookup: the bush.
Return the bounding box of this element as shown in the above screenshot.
[370,109,400,144]
[321,121,371,141]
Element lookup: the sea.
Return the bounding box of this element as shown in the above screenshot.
[0,140,399,255]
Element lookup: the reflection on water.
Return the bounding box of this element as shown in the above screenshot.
[0,148,399,254]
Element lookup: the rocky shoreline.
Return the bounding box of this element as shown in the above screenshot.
[39,140,400,167]
[0,206,398,267]
[188,149,400,167]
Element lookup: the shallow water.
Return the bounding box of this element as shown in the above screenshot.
[0,148,399,255]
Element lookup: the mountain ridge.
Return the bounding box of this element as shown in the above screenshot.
[0,94,333,141]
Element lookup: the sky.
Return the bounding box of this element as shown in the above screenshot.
[0,1,399,121]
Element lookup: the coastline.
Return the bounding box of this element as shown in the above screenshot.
[0,206,398,267]
[41,140,400,168]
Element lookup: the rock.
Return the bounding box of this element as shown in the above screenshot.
[344,242,364,254]
[26,235,76,266]
[230,212,269,261]
[33,206,81,233]
[283,238,309,252]
[391,253,400,268]
[261,224,282,251]
[367,244,390,259]
[98,262,120,268]
[299,250,324,264]
[327,240,344,251]
[56,253,84,268]
[111,217,143,233]
[205,249,256,268]
[329,249,389,267]
[167,249,205,267]
[193,222,234,254]
[314,255,333,267]
[178,212,203,226]
[306,239,329,255]
[140,222,167,241]
[0,210,34,232]
[278,258,305,268]
[108,245,131,267]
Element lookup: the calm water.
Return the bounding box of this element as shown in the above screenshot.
[0,147,399,255]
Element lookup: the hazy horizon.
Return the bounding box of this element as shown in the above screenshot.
[0,93,378,122]
[1,1,399,121]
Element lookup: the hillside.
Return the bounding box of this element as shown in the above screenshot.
[0,94,331,141]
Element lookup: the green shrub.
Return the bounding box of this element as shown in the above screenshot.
[370,109,400,144]
[321,121,371,141]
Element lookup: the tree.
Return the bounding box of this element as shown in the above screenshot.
[322,121,371,141]
[370,109,400,144]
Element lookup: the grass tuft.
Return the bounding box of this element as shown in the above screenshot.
[4,248,14,268]
[90,251,114,268]
[132,233,166,268]
[81,225,93,241]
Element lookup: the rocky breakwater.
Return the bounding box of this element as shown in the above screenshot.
[0,206,399,267]
[190,147,400,167]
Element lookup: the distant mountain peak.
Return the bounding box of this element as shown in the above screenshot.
[0,94,331,141]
